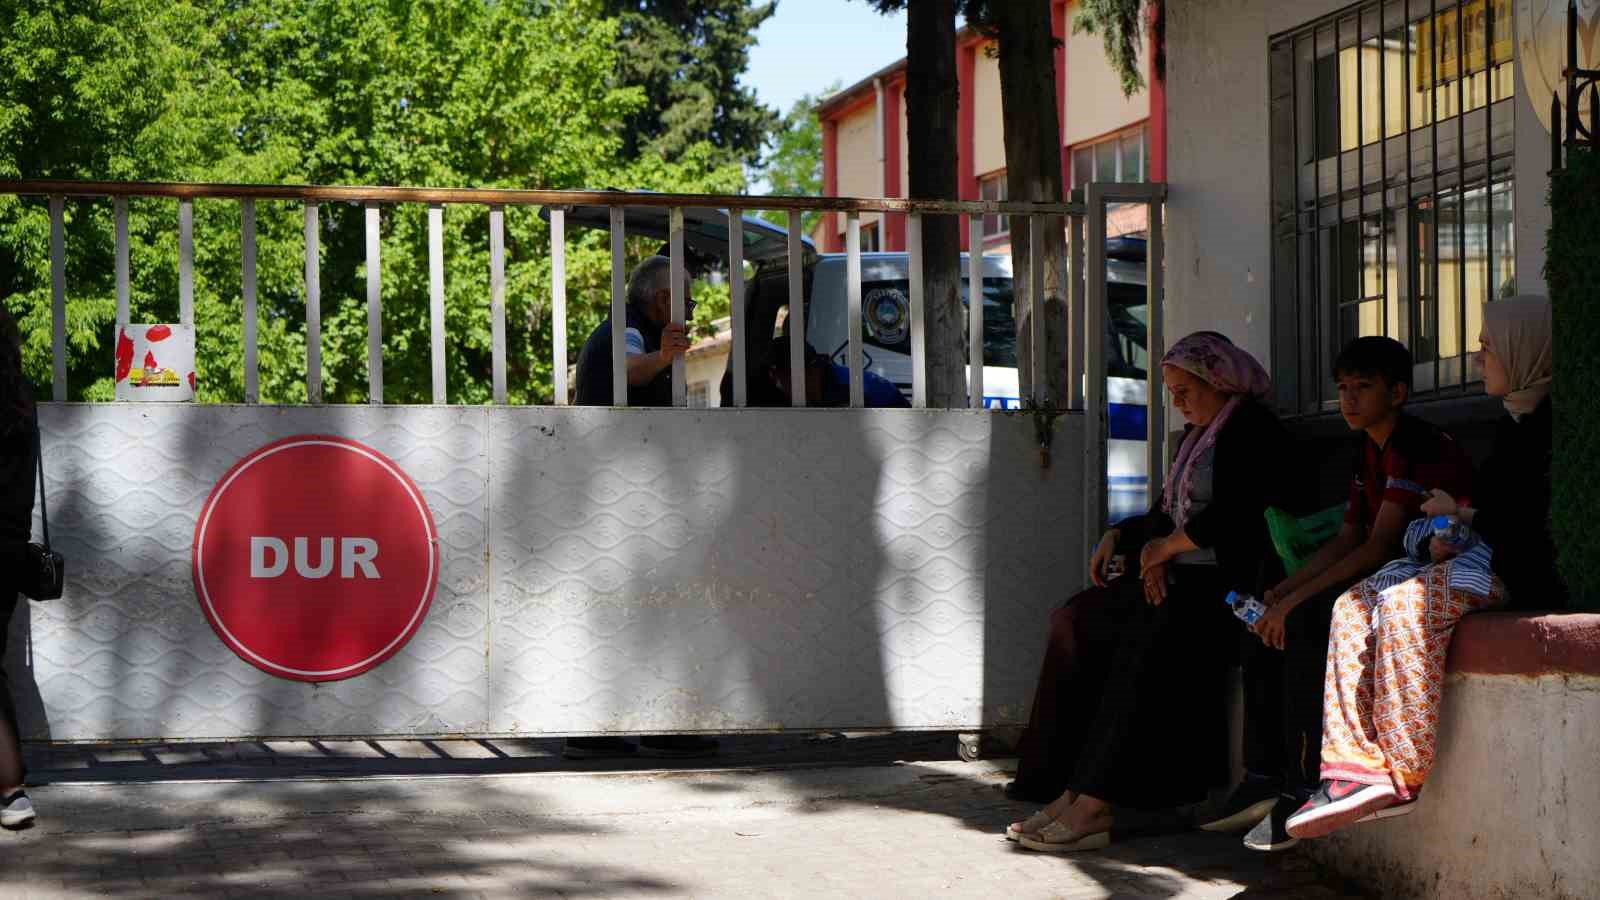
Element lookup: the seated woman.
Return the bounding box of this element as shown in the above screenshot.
[1285,296,1557,838]
[1009,332,1294,852]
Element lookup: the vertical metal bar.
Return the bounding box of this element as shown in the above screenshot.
[967,214,984,409]
[550,207,567,406]
[1333,20,1347,407]
[610,206,627,407]
[1484,0,1494,303]
[489,204,508,405]
[846,212,863,408]
[1431,0,1441,395]
[1378,0,1388,338]
[669,207,687,408]
[1084,185,1109,534]
[114,197,130,329]
[908,212,927,408]
[1027,214,1046,407]
[728,207,747,408]
[241,199,259,404]
[1311,25,1324,411]
[1404,0,1413,354]
[49,196,66,402]
[1291,35,1304,412]
[1068,212,1086,410]
[428,203,447,404]
[1145,199,1165,506]
[178,198,194,325]
[1455,0,1467,384]
[365,203,383,404]
[304,203,322,403]
[786,210,807,407]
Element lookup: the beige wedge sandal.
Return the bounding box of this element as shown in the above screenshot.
[1016,818,1112,853]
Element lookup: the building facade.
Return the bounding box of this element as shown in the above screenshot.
[1164,0,1584,420]
[814,0,1165,255]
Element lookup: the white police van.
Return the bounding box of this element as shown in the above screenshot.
[801,239,1152,521]
[545,203,1151,521]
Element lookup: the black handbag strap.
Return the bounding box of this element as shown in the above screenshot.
[33,412,48,550]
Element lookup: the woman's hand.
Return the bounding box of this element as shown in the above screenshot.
[1252,592,1297,649]
[1089,528,1121,587]
[1139,537,1171,574]
[1421,489,1459,519]
[1142,562,1170,606]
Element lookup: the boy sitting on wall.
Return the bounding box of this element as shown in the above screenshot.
[1231,337,1473,851]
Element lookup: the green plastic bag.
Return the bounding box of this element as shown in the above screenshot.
[1265,505,1345,576]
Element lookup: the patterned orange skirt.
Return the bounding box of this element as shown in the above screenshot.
[1319,563,1504,799]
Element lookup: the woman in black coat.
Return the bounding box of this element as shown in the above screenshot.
[1007,332,1295,851]
[0,307,37,828]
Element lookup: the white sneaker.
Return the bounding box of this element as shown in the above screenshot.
[1,790,36,828]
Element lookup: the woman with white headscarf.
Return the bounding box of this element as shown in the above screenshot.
[1285,295,1560,839]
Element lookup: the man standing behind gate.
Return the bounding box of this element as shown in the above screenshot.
[568,255,719,760]
[574,255,693,407]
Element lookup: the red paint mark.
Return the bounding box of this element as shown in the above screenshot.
[144,351,158,370]
[146,324,172,342]
[188,371,197,392]
[115,331,134,382]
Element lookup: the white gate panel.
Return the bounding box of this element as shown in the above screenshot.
[6,404,1083,741]
[12,406,492,741]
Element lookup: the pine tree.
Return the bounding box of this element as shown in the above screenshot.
[603,0,779,169]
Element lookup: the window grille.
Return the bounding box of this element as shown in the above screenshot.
[1269,0,1515,413]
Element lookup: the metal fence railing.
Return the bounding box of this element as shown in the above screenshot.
[2,179,1166,533]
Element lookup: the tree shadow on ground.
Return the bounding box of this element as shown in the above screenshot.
[6,776,680,898]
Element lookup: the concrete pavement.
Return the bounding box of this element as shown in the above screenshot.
[2,734,1369,899]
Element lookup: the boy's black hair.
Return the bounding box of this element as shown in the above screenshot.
[1333,336,1413,390]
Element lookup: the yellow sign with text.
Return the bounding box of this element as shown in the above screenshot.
[1416,0,1516,87]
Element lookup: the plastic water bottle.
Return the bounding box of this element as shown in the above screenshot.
[1430,515,1475,548]
[1225,590,1268,626]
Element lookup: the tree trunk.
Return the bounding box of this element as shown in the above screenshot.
[904,0,964,408]
[992,0,1071,408]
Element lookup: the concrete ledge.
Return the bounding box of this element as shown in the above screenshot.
[1304,612,1600,900]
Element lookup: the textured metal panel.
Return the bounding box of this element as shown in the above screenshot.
[486,408,1081,734]
[10,405,490,740]
[6,404,1082,740]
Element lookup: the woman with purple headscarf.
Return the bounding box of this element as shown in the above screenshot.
[1006,331,1302,853]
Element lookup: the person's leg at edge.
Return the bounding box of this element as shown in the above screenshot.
[1011,584,1128,803]
[1,590,27,795]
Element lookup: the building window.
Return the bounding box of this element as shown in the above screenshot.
[1269,0,1515,414]
[839,221,883,252]
[979,172,1009,237]
[1071,124,1149,188]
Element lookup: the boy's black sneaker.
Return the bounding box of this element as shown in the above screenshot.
[1285,778,1398,839]
[1242,793,1302,852]
[1199,773,1282,833]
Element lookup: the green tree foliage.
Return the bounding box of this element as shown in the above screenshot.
[755,88,834,238]
[603,0,778,170]
[0,0,750,405]
[1547,146,1599,609]
[1068,0,1162,98]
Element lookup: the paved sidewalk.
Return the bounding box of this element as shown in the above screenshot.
[3,736,1368,899]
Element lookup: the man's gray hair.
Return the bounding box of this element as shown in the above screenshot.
[626,256,675,308]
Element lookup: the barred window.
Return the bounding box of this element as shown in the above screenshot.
[1269,0,1516,414]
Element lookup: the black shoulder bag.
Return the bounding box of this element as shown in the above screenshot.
[20,415,64,601]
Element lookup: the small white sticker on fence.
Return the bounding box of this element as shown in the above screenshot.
[114,324,196,401]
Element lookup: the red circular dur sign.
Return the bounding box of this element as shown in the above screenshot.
[192,435,439,682]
